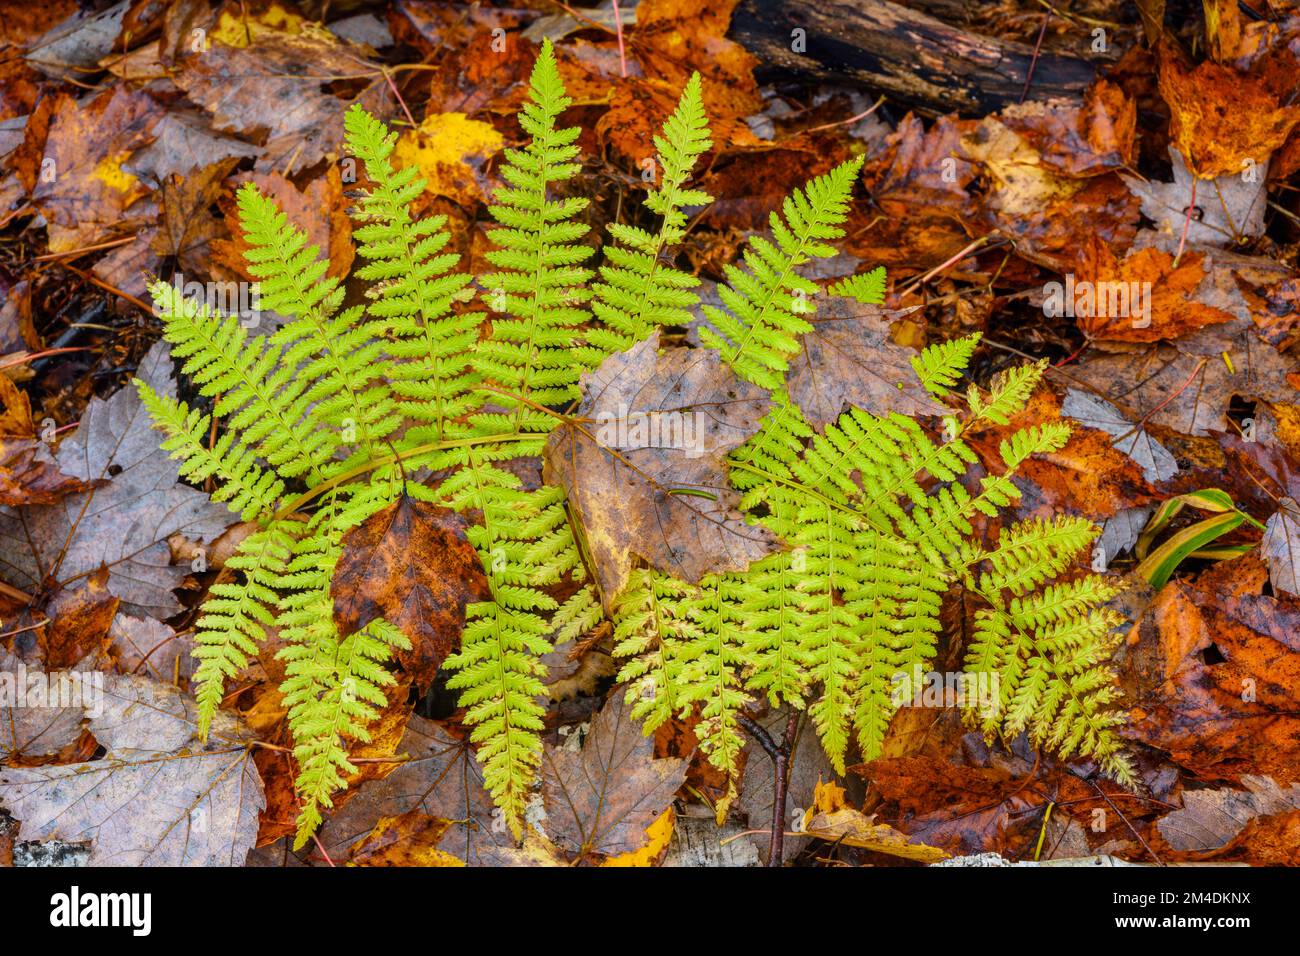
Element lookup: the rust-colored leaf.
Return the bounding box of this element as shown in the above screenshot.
[331,493,489,688]
[1157,42,1300,179]
[40,568,119,670]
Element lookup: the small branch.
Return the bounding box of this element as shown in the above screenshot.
[739,712,800,867]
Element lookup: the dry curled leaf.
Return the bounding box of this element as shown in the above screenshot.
[799,779,950,863]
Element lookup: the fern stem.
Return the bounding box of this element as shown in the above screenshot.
[272,432,536,521]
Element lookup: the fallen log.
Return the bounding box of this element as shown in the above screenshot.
[729,0,1103,115]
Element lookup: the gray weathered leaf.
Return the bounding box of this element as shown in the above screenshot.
[540,691,686,858]
[108,612,194,681]
[1061,387,1178,483]
[787,297,945,428]
[1157,775,1300,852]
[0,648,87,760]
[0,675,264,865]
[1096,506,1153,568]
[0,342,232,617]
[1124,147,1267,247]
[1262,500,1300,598]
[24,1,130,79]
[545,331,776,605]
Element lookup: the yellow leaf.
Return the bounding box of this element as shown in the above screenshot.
[90,151,141,196]
[811,777,847,814]
[394,113,504,208]
[211,3,305,48]
[803,808,951,863]
[602,808,675,867]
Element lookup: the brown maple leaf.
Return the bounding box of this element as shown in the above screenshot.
[541,690,687,860]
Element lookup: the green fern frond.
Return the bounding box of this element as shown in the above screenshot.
[911,332,981,399]
[136,382,284,521]
[476,37,593,424]
[146,280,331,481]
[344,105,478,447]
[239,182,399,465]
[191,522,295,739]
[968,359,1047,426]
[697,156,866,390]
[827,265,886,304]
[133,84,1138,853]
[588,72,713,357]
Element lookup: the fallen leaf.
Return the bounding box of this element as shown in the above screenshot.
[633,0,761,124]
[1157,43,1300,179]
[122,108,262,186]
[173,26,385,175]
[0,341,233,617]
[600,808,676,867]
[348,811,464,867]
[541,691,687,861]
[1068,338,1296,437]
[0,373,99,506]
[0,647,87,761]
[0,674,265,865]
[1262,501,1300,598]
[151,157,238,278]
[332,494,489,689]
[1155,774,1300,855]
[1125,147,1268,247]
[800,777,950,863]
[31,86,160,253]
[317,715,521,866]
[1060,388,1179,483]
[22,1,127,80]
[545,330,776,606]
[106,611,192,681]
[998,79,1137,177]
[787,297,945,429]
[851,114,976,272]
[1124,555,1300,785]
[1069,239,1237,343]
[394,112,503,209]
[40,568,119,669]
